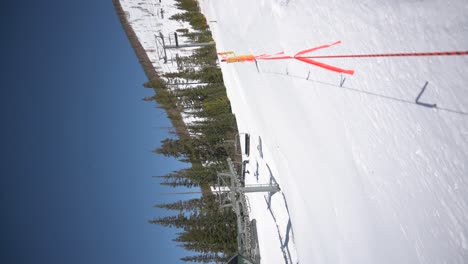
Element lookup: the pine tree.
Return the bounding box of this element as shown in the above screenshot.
[148,213,187,228]
[180,253,224,263]
[154,198,203,212]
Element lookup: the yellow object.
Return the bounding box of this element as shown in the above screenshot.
[225,55,256,63]
[218,51,235,55]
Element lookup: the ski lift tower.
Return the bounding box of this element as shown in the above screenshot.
[211,158,280,264]
[156,32,216,64]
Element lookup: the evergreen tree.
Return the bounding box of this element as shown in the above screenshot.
[148,213,187,228]
[154,198,203,212]
[180,253,224,263]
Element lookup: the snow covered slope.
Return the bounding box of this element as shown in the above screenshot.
[200,0,468,263]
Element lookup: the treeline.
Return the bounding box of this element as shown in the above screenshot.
[151,195,237,262]
[169,0,208,31]
[144,0,240,262]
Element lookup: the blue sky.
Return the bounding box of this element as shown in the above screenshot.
[0,0,196,263]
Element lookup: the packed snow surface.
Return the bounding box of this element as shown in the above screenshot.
[199,0,468,263]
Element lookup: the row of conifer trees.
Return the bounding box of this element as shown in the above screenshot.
[145,0,241,262]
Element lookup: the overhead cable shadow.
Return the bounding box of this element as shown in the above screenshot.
[262,71,468,116]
